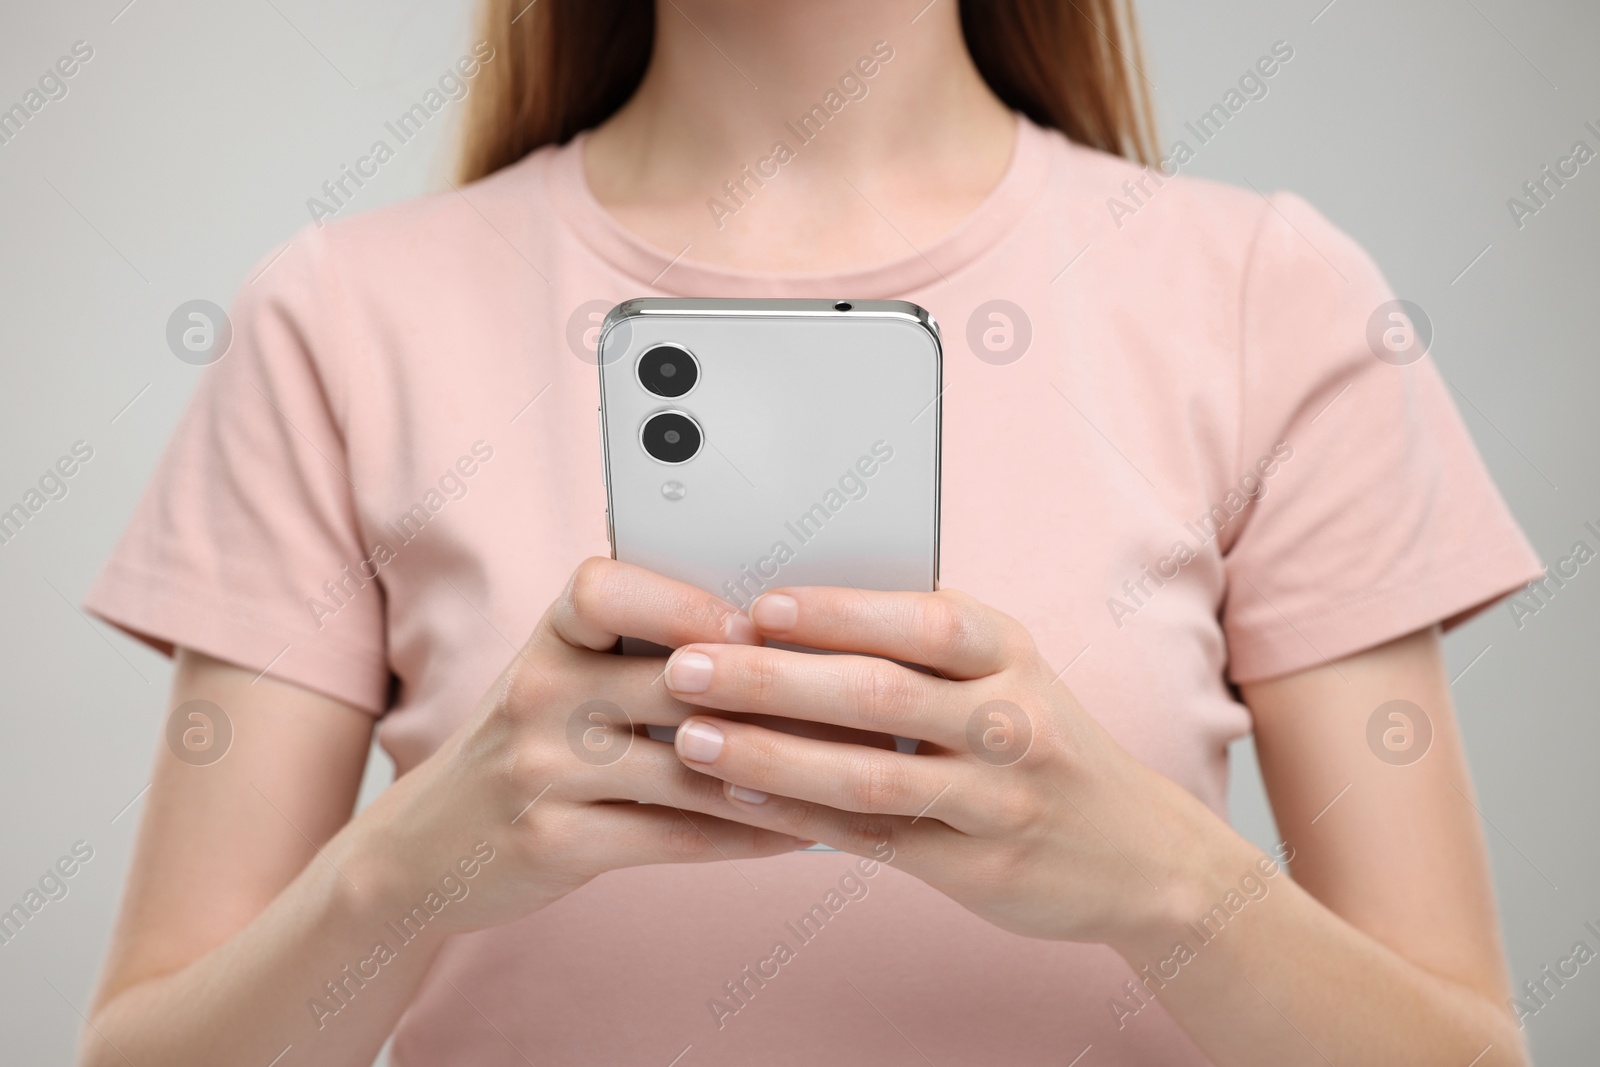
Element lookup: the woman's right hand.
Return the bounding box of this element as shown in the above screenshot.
[333,557,814,931]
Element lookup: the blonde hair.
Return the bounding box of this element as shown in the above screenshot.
[455,0,1157,183]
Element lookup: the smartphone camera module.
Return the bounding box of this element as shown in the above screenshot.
[640,411,702,464]
[637,344,698,398]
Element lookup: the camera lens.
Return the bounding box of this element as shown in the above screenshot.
[640,411,702,464]
[637,344,698,397]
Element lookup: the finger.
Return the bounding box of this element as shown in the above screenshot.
[544,650,903,744]
[578,804,815,867]
[542,557,761,652]
[662,643,965,747]
[725,714,899,750]
[745,587,1020,679]
[672,715,984,832]
[550,651,721,730]
[572,735,893,833]
[684,774,955,870]
[569,735,745,815]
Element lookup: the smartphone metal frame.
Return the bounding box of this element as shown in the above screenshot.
[596,298,942,587]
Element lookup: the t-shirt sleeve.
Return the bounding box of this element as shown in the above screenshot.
[83,226,390,714]
[1220,192,1543,685]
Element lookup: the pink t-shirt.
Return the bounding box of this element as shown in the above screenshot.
[86,114,1541,1065]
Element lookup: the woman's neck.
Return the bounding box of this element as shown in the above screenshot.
[584,0,1017,274]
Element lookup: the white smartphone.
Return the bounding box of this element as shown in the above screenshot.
[596,298,942,755]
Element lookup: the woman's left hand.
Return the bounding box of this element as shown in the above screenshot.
[661,586,1244,952]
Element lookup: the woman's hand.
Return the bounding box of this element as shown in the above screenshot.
[334,558,816,933]
[659,585,1246,952]
[78,560,821,1067]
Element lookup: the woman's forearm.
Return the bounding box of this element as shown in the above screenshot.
[1109,829,1528,1067]
[82,816,451,1067]
[79,569,814,1067]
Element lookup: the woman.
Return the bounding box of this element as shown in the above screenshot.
[79,1,1541,1064]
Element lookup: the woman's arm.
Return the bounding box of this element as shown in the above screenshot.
[80,560,813,1067]
[80,648,445,1067]
[1118,625,1528,1066]
[646,589,1529,1066]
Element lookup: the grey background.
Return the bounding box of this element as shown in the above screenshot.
[1,1,1594,1063]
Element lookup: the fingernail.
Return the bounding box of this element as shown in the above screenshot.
[750,593,798,632]
[665,651,713,693]
[728,783,768,804]
[677,720,724,763]
[723,611,761,644]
